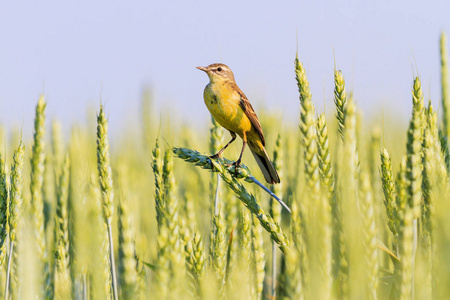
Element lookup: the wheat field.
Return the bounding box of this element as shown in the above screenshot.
[0,33,450,300]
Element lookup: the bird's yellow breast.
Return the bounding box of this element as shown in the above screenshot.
[203,81,252,137]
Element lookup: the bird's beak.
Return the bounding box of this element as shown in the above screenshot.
[196,66,207,72]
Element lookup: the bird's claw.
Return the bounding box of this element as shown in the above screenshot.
[208,154,221,169]
[209,154,220,160]
[231,160,241,176]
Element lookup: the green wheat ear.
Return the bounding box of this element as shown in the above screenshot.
[315,115,334,300]
[334,70,348,141]
[210,205,226,292]
[185,231,205,297]
[9,142,25,244]
[239,208,253,298]
[30,95,47,276]
[118,196,138,300]
[152,138,165,230]
[380,148,399,247]
[400,208,415,300]
[97,105,115,222]
[29,95,48,298]
[162,149,184,279]
[54,154,71,299]
[251,214,265,300]
[5,142,25,300]
[359,171,379,299]
[173,147,289,253]
[96,105,118,300]
[0,154,8,266]
[294,56,321,298]
[340,92,358,300]
[406,77,425,220]
[295,53,320,195]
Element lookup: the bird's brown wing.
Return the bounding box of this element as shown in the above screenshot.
[230,82,266,146]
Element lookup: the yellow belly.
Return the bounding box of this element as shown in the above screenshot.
[203,82,252,139]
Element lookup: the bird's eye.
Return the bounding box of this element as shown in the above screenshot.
[217,67,222,72]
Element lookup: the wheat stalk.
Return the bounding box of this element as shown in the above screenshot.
[269,133,283,299]
[360,171,379,299]
[162,150,184,279]
[341,95,359,299]
[28,96,48,300]
[96,105,118,300]
[421,124,434,300]
[400,209,415,300]
[5,142,25,300]
[173,147,289,253]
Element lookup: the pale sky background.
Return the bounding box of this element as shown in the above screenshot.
[0,0,449,141]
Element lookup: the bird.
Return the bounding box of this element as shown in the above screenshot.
[197,63,280,184]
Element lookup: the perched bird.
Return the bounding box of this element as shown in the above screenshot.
[197,63,280,184]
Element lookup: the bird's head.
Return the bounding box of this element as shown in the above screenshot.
[196,63,235,83]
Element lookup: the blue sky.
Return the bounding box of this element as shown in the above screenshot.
[0,1,449,140]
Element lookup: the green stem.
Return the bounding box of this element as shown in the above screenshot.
[83,272,87,300]
[107,219,118,300]
[4,240,13,300]
[272,242,277,299]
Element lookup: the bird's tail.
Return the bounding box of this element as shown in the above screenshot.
[250,147,280,184]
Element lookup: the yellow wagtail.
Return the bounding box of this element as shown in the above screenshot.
[197,63,280,184]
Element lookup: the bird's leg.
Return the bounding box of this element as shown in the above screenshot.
[232,141,247,168]
[210,132,237,159]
